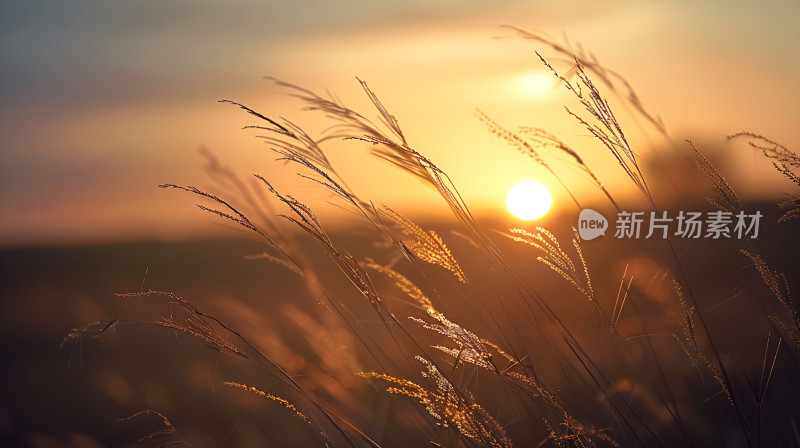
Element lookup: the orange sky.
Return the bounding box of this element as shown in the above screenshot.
[2,1,799,246]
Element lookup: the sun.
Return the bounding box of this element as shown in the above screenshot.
[506,181,552,220]
[516,71,557,100]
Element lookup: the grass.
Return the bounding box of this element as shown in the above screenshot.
[64,29,800,447]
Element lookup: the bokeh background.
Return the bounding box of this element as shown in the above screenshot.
[2,1,799,447]
[2,0,799,245]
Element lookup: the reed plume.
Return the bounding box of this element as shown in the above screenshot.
[728,132,800,222]
[509,227,595,302]
[538,53,653,204]
[385,208,468,284]
[741,250,800,348]
[672,282,733,405]
[359,356,512,448]
[689,140,742,214]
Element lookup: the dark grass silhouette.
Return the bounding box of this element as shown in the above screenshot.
[62,29,800,447]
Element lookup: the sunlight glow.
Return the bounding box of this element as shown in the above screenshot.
[516,71,557,99]
[507,181,552,220]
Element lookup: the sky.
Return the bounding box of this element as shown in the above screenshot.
[1,0,799,246]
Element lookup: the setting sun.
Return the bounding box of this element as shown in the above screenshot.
[506,181,552,220]
[516,71,557,99]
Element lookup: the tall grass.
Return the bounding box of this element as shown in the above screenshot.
[65,29,800,447]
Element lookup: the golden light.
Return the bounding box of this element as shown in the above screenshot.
[516,71,557,99]
[506,181,552,220]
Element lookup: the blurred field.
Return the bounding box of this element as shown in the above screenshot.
[0,238,281,447]
[1,199,798,447]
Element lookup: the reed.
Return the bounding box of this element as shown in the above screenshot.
[65,27,800,448]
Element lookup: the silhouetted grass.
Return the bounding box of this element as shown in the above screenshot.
[64,27,800,448]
